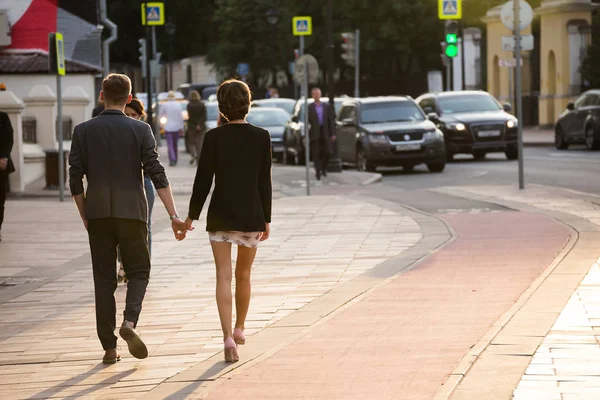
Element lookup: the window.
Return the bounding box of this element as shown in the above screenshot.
[246,109,290,126]
[574,94,587,109]
[584,94,599,107]
[359,101,425,124]
[438,94,502,114]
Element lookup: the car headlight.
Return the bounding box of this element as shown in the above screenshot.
[160,117,167,126]
[507,120,516,129]
[369,133,389,145]
[446,122,466,131]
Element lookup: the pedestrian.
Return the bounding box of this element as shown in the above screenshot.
[117,98,156,283]
[159,91,185,166]
[186,90,207,166]
[186,79,272,363]
[308,87,336,180]
[92,94,104,118]
[0,110,14,242]
[69,73,187,364]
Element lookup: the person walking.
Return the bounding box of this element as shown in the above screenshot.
[186,90,207,165]
[69,74,187,364]
[307,87,335,180]
[0,110,14,242]
[117,98,156,283]
[159,91,185,166]
[186,79,272,363]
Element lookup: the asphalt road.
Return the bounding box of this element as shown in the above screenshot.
[378,144,600,195]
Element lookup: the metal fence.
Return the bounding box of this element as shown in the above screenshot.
[55,117,73,141]
[22,116,37,143]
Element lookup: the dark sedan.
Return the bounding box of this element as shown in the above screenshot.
[555,90,600,150]
[246,107,291,162]
[416,91,518,161]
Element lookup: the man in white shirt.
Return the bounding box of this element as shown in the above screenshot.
[159,91,185,166]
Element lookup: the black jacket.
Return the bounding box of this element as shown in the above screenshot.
[308,102,335,153]
[69,109,169,223]
[188,123,272,232]
[0,112,15,174]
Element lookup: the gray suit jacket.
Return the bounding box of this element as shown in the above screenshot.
[69,109,169,223]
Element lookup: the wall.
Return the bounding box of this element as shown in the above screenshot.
[0,74,96,119]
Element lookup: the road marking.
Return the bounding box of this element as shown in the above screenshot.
[437,208,503,214]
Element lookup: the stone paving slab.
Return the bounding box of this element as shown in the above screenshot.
[0,190,421,399]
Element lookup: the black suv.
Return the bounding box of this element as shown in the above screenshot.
[555,90,600,150]
[416,91,518,161]
[336,97,446,172]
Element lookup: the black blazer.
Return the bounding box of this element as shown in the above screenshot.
[69,109,169,223]
[308,102,335,143]
[0,112,15,174]
[188,123,272,232]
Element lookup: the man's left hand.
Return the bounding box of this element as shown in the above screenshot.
[331,135,336,142]
[172,218,188,241]
[0,158,7,171]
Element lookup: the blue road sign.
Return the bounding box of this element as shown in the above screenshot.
[141,2,165,26]
[237,63,250,76]
[438,0,462,19]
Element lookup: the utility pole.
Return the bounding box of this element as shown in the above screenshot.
[514,0,524,189]
[326,0,342,172]
[354,29,360,98]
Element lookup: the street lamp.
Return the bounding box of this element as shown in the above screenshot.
[165,19,176,90]
[266,9,280,93]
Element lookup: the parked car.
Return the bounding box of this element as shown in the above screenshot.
[416,90,518,160]
[246,107,291,162]
[554,90,600,150]
[282,97,345,165]
[205,101,220,131]
[251,98,296,115]
[336,97,445,172]
[178,83,218,100]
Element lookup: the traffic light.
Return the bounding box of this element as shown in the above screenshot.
[341,32,356,66]
[138,38,147,77]
[444,22,459,58]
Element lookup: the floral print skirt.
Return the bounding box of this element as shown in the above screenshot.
[208,231,262,248]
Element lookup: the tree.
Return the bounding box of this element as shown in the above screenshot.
[582,6,600,89]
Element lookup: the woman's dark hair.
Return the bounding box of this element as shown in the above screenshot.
[127,98,146,116]
[217,79,251,121]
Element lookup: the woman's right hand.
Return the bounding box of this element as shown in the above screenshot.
[185,217,195,232]
[260,223,270,241]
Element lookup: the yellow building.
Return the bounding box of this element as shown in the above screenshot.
[484,0,595,128]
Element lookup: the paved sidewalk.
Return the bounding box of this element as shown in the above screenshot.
[432,185,600,400]
[0,190,421,399]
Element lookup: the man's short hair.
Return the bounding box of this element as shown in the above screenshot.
[102,74,131,105]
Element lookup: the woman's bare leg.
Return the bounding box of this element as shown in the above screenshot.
[211,242,233,339]
[234,245,257,331]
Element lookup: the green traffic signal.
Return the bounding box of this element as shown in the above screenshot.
[446,33,458,44]
[445,44,458,58]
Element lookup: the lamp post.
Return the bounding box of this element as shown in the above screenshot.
[266,9,280,92]
[165,19,176,91]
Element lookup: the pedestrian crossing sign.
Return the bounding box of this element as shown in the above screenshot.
[439,0,462,20]
[292,16,312,36]
[141,2,165,26]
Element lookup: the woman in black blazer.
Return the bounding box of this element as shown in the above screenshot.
[186,79,272,363]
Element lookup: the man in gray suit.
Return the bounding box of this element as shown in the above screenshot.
[69,74,187,364]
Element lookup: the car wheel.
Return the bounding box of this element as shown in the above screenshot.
[555,126,569,150]
[356,147,376,172]
[585,125,600,150]
[505,147,518,160]
[472,150,486,160]
[427,161,445,173]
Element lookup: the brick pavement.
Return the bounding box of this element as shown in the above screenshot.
[0,170,421,399]
[434,185,600,400]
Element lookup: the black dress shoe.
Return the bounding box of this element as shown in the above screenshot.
[322,169,327,178]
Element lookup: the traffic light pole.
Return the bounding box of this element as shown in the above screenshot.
[145,25,154,137]
[514,0,525,189]
[326,0,342,173]
[354,29,360,98]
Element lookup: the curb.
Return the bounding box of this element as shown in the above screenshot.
[361,173,383,186]
[523,142,554,147]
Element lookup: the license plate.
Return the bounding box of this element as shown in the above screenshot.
[478,130,501,137]
[395,144,421,151]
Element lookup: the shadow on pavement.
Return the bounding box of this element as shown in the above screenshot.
[162,361,231,400]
